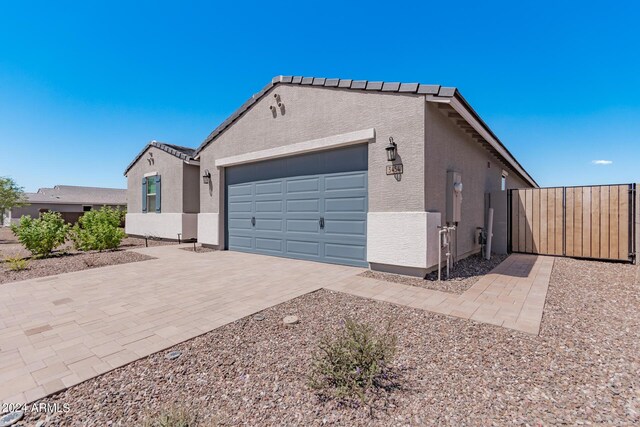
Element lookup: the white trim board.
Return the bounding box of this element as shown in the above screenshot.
[214,128,375,168]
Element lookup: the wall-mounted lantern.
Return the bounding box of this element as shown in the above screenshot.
[385,137,397,162]
[202,169,211,184]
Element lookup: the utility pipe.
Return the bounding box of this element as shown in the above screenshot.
[485,208,494,260]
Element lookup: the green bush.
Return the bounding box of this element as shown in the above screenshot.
[4,256,29,271]
[10,212,70,257]
[308,318,398,404]
[71,206,126,251]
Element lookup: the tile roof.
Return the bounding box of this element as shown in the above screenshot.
[192,75,537,187]
[194,76,449,155]
[26,185,126,205]
[124,141,196,175]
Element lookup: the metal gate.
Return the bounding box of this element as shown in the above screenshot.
[510,184,636,262]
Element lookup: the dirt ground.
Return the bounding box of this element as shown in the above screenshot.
[23,257,640,426]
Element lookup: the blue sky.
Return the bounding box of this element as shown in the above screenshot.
[1,1,638,192]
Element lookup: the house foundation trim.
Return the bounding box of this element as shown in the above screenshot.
[367,212,441,271]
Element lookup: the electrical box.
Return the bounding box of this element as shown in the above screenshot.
[446,171,462,223]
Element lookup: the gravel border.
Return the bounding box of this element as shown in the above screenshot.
[21,258,640,426]
[359,253,508,294]
[179,246,217,253]
[0,251,155,285]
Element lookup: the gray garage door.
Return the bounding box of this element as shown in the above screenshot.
[225,145,368,267]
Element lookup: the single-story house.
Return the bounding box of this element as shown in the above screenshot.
[3,185,127,226]
[124,142,200,240]
[125,76,537,276]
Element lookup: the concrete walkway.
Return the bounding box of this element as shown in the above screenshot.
[326,253,554,334]
[0,247,552,405]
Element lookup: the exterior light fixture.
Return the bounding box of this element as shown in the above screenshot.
[202,169,211,184]
[385,137,397,162]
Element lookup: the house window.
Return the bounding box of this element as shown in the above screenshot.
[146,176,157,211]
[83,205,92,212]
[501,173,507,191]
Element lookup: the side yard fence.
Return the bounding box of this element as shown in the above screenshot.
[509,184,637,263]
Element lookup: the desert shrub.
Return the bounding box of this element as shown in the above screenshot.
[10,212,70,257]
[4,256,29,271]
[142,406,200,427]
[71,206,126,251]
[308,318,398,404]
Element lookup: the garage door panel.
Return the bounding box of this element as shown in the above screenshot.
[255,181,283,195]
[228,218,253,231]
[287,177,320,193]
[325,197,366,212]
[228,200,252,213]
[255,200,283,213]
[325,243,366,262]
[287,199,320,213]
[324,173,366,191]
[229,235,252,249]
[255,218,283,232]
[255,237,283,253]
[324,219,366,236]
[228,183,252,197]
[287,240,320,256]
[287,218,320,233]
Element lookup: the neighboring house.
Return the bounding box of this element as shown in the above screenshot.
[124,142,200,240]
[125,76,537,276]
[3,185,126,225]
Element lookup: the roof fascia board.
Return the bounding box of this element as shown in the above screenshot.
[214,128,375,168]
[426,95,538,188]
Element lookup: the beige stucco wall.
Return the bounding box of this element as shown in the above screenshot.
[424,102,532,258]
[198,84,426,215]
[126,146,186,214]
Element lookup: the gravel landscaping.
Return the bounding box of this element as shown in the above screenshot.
[0,228,164,285]
[360,253,508,294]
[0,251,155,285]
[21,257,639,426]
[179,246,217,253]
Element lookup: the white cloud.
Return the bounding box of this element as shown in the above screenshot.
[591,160,613,165]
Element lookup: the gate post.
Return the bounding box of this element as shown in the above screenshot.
[635,183,639,264]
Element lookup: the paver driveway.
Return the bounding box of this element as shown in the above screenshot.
[0,246,552,405]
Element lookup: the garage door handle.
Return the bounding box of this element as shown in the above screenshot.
[251,216,256,226]
[319,217,325,229]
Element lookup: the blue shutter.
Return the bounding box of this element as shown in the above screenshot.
[155,175,161,213]
[142,177,147,213]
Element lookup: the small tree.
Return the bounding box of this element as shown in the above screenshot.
[10,212,70,257]
[70,206,126,251]
[0,177,28,224]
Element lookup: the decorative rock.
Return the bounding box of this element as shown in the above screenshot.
[165,350,182,361]
[283,315,299,325]
[0,411,24,427]
[253,314,265,321]
[36,421,46,427]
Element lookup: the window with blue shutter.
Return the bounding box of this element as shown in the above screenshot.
[143,175,160,213]
[142,177,148,213]
[154,175,161,213]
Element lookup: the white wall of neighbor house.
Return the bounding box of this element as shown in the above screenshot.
[198,85,428,264]
[424,102,531,263]
[125,213,197,240]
